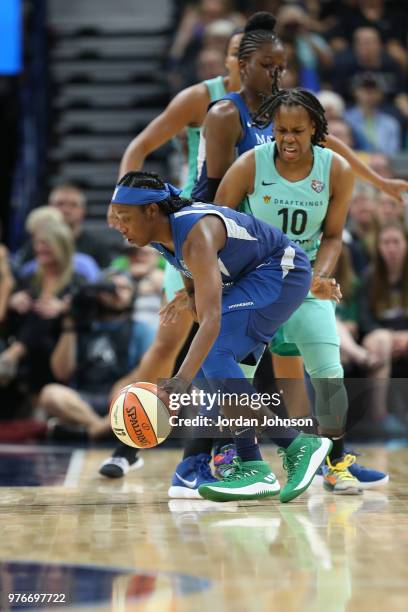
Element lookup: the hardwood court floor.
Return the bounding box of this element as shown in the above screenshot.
[0,444,407,611]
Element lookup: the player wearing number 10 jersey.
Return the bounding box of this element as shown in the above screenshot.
[216,87,389,493]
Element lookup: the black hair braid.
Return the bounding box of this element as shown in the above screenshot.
[117,171,192,214]
[238,12,280,61]
[119,171,164,190]
[252,88,329,144]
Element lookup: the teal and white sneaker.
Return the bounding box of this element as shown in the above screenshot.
[279,433,333,503]
[198,457,280,502]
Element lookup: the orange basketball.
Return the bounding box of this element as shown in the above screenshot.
[109,382,172,448]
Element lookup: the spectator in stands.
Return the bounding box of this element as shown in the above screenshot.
[316,89,372,151]
[317,90,373,150]
[358,222,408,431]
[334,240,382,371]
[327,118,354,148]
[360,223,408,352]
[202,18,238,54]
[328,0,407,72]
[38,271,155,440]
[375,193,405,227]
[316,90,345,120]
[276,3,332,90]
[48,184,114,268]
[17,207,100,282]
[300,0,353,35]
[368,152,394,179]
[16,185,114,270]
[345,73,402,155]
[331,27,405,104]
[0,221,85,392]
[177,18,238,88]
[279,39,314,90]
[335,236,401,435]
[129,246,163,333]
[14,207,62,267]
[347,182,379,275]
[110,244,164,333]
[196,48,227,82]
[169,0,244,87]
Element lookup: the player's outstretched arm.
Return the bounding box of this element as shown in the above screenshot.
[311,154,355,302]
[119,83,209,178]
[324,134,408,204]
[107,84,210,227]
[215,150,256,209]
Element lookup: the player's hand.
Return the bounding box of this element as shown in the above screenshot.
[158,375,192,398]
[379,178,408,205]
[159,289,193,325]
[311,276,342,303]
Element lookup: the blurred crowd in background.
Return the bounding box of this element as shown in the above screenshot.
[0,0,408,443]
[170,0,408,150]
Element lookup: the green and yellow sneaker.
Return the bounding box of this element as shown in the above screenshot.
[198,457,280,502]
[279,433,333,503]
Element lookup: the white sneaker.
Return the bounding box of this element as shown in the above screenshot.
[99,455,144,479]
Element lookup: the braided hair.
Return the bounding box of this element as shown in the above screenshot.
[238,12,280,61]
[252,87,329,144]
[117,171,191,215]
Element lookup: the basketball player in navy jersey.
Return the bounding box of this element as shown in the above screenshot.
[99,29,243,478]
[110,170,335,503]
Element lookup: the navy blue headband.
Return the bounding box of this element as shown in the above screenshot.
[111,183,182,206]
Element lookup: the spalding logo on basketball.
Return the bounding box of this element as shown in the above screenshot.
[110,382,172,448]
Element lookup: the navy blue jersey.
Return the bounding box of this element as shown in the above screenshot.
[151,203,297,288]
[192,93,274,200]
